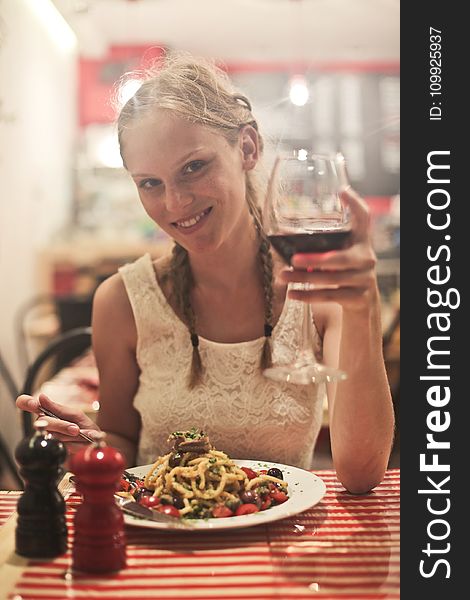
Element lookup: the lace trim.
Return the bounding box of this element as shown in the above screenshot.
[121,253,296,346]
[119,253,326,470]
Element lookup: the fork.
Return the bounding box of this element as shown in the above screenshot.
[38,405,97,444]
[117,497,191,527]
[40,406,182,524]
[38,405,135,479]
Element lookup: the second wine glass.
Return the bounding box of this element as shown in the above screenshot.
[263,151,351,385]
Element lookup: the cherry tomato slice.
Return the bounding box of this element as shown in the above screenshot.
[241,467,258,480]
[235,503,259,516]
[260,496,273,510]
[212,505,234,518]
[139,495,161,508]
[119,478,131,492]
[156,504,180,518]
[270,490,288,504]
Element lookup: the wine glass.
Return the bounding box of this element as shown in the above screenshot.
[263,151,351,385]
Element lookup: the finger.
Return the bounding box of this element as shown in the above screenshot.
[46,433,88,445]
[291,251,342,271]
[33,415,101,445]
[340,186,371,242]
[38,393,95,429]
[33,414,81,438]
[16,394,40,414]
[291,245,376,272]
[38,393,76,420]
[280,267,374,288]
[80,429,103,439]
[288,286,368,304]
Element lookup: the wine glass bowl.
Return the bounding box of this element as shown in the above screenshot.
[263,151,350,385]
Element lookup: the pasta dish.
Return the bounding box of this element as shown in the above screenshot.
[118,428,289,519]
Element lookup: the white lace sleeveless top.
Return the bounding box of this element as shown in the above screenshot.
[119,254,326,469]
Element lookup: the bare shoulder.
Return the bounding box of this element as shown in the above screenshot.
[93,272,131,317]
[92,272,136,347]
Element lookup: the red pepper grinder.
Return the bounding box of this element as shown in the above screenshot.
[70,432,126,573]
[15,419,68,558]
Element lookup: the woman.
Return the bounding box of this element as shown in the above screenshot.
[17,53,394,494]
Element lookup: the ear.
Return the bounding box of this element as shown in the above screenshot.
[239,125,259,171]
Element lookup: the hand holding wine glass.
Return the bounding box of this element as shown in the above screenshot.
[282,185,378,310]
[263,151,352,385]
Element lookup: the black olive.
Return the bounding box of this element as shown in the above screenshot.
[240,490,261,506]
[172,495,185,509]
[267,467,283,480]
[169,452,183,468]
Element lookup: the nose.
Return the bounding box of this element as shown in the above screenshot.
[164,183,193,212]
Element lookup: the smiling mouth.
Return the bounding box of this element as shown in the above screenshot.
[172,207,212,229]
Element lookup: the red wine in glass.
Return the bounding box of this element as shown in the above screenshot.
[269,230,352,265]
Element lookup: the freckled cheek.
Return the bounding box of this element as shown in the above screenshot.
[138,195,167,225]
[206,175,237,205]
[197,176,219,199]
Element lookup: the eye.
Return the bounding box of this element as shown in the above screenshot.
[138,178,162,190]
[183,160,206,175]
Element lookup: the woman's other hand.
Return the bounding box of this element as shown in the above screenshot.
[16,392,102,456]
[280,187,379,312]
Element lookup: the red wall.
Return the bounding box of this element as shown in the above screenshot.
[78,46,399,127]
[78,45,165,126]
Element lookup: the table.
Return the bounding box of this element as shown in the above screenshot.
[0,469,399,599]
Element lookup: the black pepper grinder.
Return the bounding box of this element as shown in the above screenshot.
[15,418,68,558]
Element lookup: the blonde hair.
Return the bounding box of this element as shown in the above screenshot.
[116,51,274,387]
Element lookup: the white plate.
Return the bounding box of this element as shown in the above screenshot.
[121,460,326,531]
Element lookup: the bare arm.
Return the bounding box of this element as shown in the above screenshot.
[16,274,142,468]
[92,273,142,467]
[318,296,394,494]
[282,188,395,493]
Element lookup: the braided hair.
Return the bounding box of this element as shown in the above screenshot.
[117,51,274,388]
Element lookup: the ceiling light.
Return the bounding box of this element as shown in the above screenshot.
[289,75,309,107]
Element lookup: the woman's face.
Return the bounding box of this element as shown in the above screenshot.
[122,109,258,254]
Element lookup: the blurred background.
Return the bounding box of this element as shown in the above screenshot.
[0,0,400,482]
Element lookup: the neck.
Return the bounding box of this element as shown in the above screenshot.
[189,220,261,292]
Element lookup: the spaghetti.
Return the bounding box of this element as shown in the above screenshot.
[120,428,289,519]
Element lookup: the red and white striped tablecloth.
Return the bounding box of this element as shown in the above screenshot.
[0,469,400,599]
[0,491,21,528]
